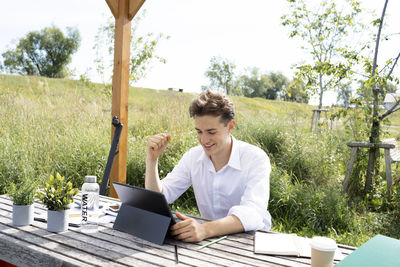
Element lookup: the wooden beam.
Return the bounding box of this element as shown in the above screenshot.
[346,142,395,149]
[346,142,374,148]
[128,0,146,20]
[105,0,145,197]
[109,0,131,198]
[106,0,119,18]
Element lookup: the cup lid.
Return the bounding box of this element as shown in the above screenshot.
[310,236,337,252]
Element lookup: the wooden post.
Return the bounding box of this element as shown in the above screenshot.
[311,109,329,132]
[384,148,393,195]
[343,147,358,192]
[106,0,145,197]
[310,110,315,132]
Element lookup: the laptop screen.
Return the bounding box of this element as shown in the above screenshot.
[112,182,176,224]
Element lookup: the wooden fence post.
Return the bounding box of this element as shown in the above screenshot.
[343,147,358,192]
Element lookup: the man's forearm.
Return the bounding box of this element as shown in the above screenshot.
[145,158,163,193]
[203,215,244,239]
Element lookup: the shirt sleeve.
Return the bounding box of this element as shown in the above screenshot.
[227,150,271,231]
[160,150,192,204]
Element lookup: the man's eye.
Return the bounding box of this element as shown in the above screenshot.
[209,132,216,135]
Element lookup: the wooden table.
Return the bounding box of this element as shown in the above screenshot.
[0,194,355,266]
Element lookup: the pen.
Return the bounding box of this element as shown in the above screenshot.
[199,236,227,249]
[174,245,179,263]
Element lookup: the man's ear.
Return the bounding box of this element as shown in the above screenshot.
[227,120,236,132]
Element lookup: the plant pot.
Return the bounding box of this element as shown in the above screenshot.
[12,204,34,226]
[47,210,68,232]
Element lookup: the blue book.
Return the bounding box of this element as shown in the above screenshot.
[336,234,400,267]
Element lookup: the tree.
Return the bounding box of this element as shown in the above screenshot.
[385,82,398,94]
[239,67,266,98]
[205,56,239,95]
[357,79,397,100]
[361,0,400,195]
[337,83,353,106]
[94,10,169,84]
[333,0,400,196]
[284,79,309,103]
[264,72,289,100]
[238,68,289,99]
[2,26,80,78]
[282,0,363,121]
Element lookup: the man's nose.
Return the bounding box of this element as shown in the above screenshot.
[200,134,209,143]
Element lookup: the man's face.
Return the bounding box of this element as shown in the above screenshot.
[194,115,235,159]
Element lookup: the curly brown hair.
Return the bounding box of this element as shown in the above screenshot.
[189,89,235,125]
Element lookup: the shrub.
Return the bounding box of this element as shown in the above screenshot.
[235,121,286,159]
[236,119,347,186]
[269,165,356,236]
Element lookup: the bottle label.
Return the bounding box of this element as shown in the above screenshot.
[81,192,99,225]
[81,193,88,223]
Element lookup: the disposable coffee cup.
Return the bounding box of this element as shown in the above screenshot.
[310,236,337,267]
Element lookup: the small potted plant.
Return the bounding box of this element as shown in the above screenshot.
[7,178,37,226]
[37,173,79,232]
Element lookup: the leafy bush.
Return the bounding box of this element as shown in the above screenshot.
[236,119,347,186]
[235,119,287,159]
[269,165,356,236]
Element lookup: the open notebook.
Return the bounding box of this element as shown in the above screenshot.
[254,232,344,260]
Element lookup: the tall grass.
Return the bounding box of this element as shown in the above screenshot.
[1,74,400,246]
[0,75,109,190]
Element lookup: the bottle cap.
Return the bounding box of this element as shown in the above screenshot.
[85,176,97,183]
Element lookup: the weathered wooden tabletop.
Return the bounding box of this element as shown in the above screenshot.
[0,194,355,266]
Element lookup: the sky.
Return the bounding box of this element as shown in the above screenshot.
[0,0,399,106]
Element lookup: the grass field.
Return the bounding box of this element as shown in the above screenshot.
[1,73,400,246]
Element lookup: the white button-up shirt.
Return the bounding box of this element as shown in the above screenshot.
[160,136,271,231]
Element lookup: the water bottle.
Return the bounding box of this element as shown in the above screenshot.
[81,175,99,233]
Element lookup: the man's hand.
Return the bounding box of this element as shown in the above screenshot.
[170,212,208,242]
[146,133,171,161]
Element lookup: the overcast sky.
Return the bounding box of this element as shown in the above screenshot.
[0,0,399,106]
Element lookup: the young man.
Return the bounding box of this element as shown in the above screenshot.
[145,90,271,242]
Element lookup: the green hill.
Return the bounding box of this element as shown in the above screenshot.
[0,73,316,191]
[0,73,317,157]
[0,74,315,123]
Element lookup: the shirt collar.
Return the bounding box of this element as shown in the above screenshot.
[228,136,241,170]
[196,135,242,171]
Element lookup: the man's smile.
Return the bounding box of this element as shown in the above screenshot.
[203,143,215,150]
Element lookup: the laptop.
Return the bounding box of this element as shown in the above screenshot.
[112,182,177,226]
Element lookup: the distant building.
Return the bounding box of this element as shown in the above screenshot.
[384,93,400,110]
